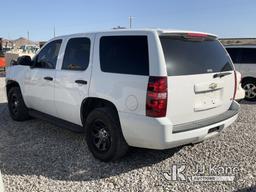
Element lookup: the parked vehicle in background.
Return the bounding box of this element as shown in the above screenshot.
[4,44,38,67]
[235,71,245,101]
[226,46,256,101]
[5,52,36,67]
[19,44,39,54]
[0,57,5,69]
[0,38,6,69]
[2,47,12,54]
[6,29,240,161]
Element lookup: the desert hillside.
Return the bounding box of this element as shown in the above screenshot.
[2,37,38,49]
[220,38,256,46]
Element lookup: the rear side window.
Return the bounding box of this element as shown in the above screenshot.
[240,48,256,63]
[100,36,149,75]
[160,36,234,76]
[62,38,91,71]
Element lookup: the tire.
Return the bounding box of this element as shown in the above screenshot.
[7,87,30,121]
[85,108,129,162]
[242,79,256,101]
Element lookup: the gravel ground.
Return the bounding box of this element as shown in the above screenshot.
[0,77,256,192]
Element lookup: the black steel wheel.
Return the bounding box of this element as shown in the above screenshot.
[90,119,111,152]
[7,87,30,121]
[85,108,128,162]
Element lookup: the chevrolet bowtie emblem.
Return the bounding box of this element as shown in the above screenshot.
[209,83,218,90]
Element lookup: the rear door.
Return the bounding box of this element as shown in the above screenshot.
[160,34,235,125]
[54,35,93,125]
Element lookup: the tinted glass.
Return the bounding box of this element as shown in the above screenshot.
[240,48,256,63]
[226,48,241,63]
[35,40,62,69]
[62,38,91,70]
[100,36,149,75]
[160,36,234,76]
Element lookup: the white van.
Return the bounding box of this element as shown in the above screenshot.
[226,45,256,101]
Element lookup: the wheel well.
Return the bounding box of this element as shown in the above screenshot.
[241,77,256,86]
[81,98,119,125]
[6,80,20,95]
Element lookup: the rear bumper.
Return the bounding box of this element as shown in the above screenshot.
[119,101,239,149]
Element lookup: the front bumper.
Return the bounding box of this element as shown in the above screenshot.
[119,101,240,149]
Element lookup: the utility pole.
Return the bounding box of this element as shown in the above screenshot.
[129,16,135,29]
[53,25,56,37]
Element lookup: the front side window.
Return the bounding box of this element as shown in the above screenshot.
[62,38,91,71]
[34,40,62,69]
[100,36,149,75]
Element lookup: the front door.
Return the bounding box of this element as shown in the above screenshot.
[24,39,62,116]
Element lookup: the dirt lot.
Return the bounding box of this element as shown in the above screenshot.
[0,77,256,192]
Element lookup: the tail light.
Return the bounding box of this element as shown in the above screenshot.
[233,71,237,100]
[146,76,168,117]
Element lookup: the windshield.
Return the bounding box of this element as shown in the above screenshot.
[160,36,234,76]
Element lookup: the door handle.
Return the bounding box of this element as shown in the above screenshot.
[75,80,87,85]
[44,76,53,81]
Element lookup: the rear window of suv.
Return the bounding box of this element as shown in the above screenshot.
[100,36,149,75]
[160,36,234,76]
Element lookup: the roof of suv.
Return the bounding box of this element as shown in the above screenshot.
[51,28,217,40]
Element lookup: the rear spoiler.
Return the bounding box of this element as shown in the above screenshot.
[159,32,217,41]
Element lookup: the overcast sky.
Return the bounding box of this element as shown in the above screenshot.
[1,0,256,41]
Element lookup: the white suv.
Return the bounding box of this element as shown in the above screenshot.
[226,45,256,101]
[6,29,240,161]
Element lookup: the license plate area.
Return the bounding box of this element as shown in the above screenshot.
[194,90,222,111]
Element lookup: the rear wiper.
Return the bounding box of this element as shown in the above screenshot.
[213,72,232,78]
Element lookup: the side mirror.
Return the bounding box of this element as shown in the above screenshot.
[17,55,32,66]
